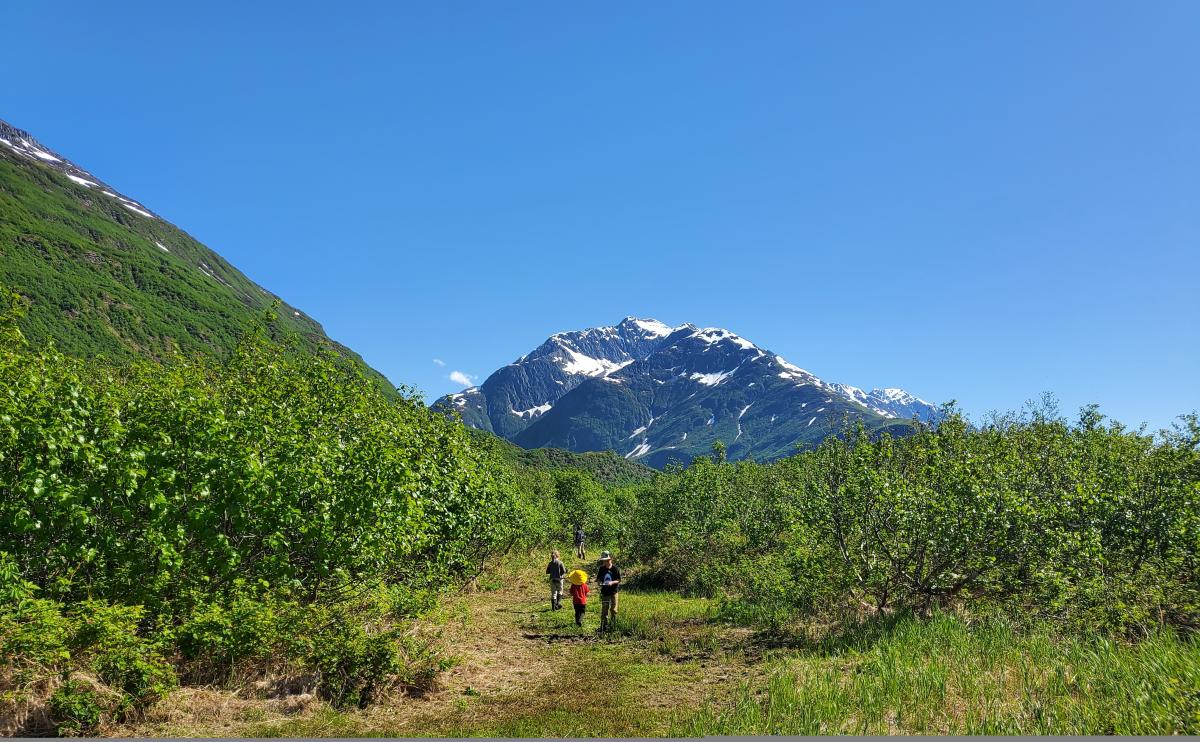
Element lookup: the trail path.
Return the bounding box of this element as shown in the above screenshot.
[125,555,756,738]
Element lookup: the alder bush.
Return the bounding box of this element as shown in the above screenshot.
[627,405,1200,634]
[0,290,535,719]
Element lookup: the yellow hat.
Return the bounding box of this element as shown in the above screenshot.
[568,569,588,586]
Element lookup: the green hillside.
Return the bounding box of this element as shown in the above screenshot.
[0,138,391,390]
[469,428,656,487]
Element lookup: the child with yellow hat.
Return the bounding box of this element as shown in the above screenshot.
[568,569,589,626]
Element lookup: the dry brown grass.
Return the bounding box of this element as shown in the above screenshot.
[0,671,58,737]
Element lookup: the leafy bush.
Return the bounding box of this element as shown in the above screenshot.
[0,293,530,618]
[628,405,1200,634]
[0,598,175,735]
[47,679,104,736]
[0,289,538,717]
[175,591,445,708]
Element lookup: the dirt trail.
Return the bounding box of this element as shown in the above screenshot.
[122,557,752,737]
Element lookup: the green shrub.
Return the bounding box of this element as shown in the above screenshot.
[48,678,104,736]
[1,598,175,734]
[0,290,539,715]
[0,303,531,622]
[68,601,175,711]
[627,404,1200,634]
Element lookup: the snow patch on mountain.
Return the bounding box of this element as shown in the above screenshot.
[625,439,651,459]
[690,369,736,386]
[121,201,154,218]
[1,121,159,221]
[693,327,757,351]
[830,383,938,421]
[448,388,482,407]
[559,348,631,376]
[775,356,825,386]
[0,136,61,163]
[66,173,98,187]
[627,318,675,338]
[627,416,655,439]
[511,403,552,419]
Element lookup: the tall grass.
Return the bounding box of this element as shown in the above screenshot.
[673,615,1200,735]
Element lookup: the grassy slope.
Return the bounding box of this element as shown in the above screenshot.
[678,619,1200,735]
[116,556,1200,738]
[0,146,393,392]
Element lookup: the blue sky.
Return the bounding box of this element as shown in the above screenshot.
[6,1,1198,430]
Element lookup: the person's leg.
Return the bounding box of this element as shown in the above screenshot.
[600,597,611,630]
[610,592,619,626]
[575,604,584,626]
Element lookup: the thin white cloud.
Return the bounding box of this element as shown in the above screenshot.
[449,370,475,387]
[432,358,446,367]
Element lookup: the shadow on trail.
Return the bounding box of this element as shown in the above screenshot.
[521,631,596,643]
[740,609,967,656]
[494,606,550,614]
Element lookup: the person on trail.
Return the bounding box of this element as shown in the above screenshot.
[546,550,567,610]
[596,550,621,632]
[568,569,590,627]
[574,523,586,559]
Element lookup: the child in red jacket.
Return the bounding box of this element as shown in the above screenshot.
[570,578,589,627]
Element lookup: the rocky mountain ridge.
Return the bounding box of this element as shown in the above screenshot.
[435,318,940,467]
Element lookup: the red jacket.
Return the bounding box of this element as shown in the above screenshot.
[570,582,589,605]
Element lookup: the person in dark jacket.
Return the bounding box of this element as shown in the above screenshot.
[574,524,586,559]
[546,550,567,610]
[596,550,621,631]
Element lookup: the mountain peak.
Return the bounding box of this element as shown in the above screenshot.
[685,326,759,351]
[616,317,685,338]
[434,318,942,466]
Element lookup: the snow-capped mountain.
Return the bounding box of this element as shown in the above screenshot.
[434,319,940,468]
[830,384,941,422]
[441,318,686,439]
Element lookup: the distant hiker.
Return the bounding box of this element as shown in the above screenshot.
[546,550,567,610]
[574,523,586,558]
[568,569,590,627]
[596,550,622,631]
